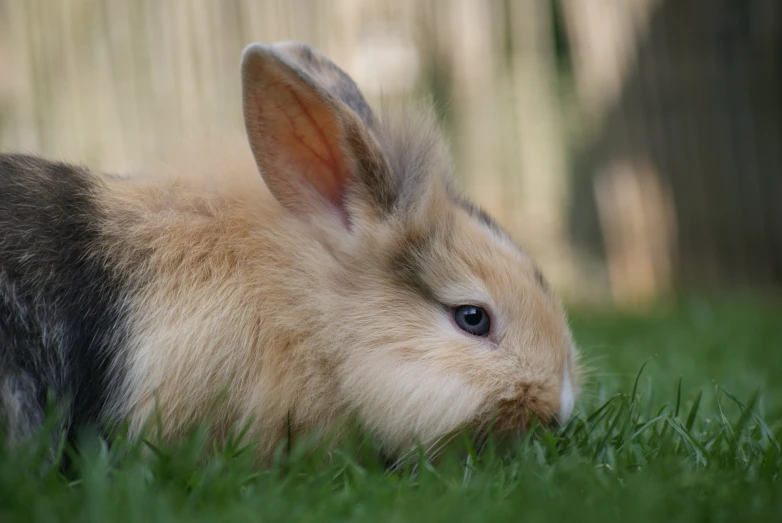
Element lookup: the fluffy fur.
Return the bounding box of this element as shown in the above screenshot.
[0,42,581,461]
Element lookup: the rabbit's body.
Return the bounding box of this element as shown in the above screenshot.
[0,151,351,454]
[0,42,581,460]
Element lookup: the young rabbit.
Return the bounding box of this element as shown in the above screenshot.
[0,42,581,460]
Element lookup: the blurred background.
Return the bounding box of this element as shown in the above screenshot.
[0,0,779,308]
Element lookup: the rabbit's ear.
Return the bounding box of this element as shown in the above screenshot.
[241,43,394,229]
[272,41,376,130]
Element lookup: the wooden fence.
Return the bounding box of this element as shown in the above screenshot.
[1,0,779,306]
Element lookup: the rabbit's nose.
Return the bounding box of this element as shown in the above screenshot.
[556,364,575,425]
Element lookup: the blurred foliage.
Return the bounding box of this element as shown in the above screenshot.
[0,0,779,307]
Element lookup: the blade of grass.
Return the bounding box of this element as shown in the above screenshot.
[685,391,703,432]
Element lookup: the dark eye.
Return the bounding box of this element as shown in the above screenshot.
[453,305,491,337]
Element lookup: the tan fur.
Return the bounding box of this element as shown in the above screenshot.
[89,42,581,461]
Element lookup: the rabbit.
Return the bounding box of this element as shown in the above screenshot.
[0,41,581,461]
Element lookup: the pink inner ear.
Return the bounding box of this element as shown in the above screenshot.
[252,79,351,223]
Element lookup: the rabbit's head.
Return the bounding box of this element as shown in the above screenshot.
[241,42,582,457]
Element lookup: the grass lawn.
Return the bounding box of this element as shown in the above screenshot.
[1,297,781,522]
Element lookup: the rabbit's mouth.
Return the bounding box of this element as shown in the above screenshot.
[489,381,561,432]
[378,385,563,471]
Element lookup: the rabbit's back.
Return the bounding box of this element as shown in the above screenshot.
[0,151,334,450]
[0,154,131,443]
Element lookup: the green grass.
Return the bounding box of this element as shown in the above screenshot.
[2,297,781,522]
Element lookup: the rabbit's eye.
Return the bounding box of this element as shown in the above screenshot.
[453,305,491,337]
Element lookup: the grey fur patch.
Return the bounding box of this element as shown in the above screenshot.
[446,185,506,238]
[446,185,551,292]
[0,153,133,446]
[273,41,377,129]
[0,371,45,444]
[388,228,441,305]
[533,266,551,293]
[343,121,396,217]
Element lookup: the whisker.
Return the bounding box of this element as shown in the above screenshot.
[424,434,446,458]
[543,406,563,428]
[386,445,417,473]
[426,432,460,463]
[578,346,612,353]
[387,433,448,473]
